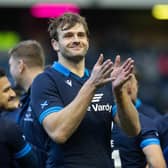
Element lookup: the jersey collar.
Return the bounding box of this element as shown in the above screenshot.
[52,61,89,78]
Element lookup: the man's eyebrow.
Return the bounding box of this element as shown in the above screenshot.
[3,85,10,92]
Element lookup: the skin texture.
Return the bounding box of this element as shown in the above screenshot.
[0,76,19,110]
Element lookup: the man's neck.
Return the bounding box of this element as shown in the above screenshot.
[23,68,43,91]
[58,58,85,77]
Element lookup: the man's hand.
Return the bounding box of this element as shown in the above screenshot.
[89,54,114,88]
[111,55,134,92]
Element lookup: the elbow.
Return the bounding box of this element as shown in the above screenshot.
[129,129,141,137]
[124,125,141,137]
[149,158,167,168]
[51,130,69,144]
[148,162,166,168]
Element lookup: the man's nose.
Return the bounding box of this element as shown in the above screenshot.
[9,88,16,97]
[73,35,80,42]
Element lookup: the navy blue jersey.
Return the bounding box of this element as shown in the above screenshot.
[155,114,168,166]
[31,62,114,168]
[0,118,37,168]
[1,89,47,168]
[137,99,161,119]
[111,100,160,168]
[112,99,161,119]
[19,91,47,167]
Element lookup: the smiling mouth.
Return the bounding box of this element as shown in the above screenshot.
[71,47,83,50]
[8,97,17,102]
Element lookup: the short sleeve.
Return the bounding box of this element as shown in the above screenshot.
[4,120,32,159]
[31,73,64,124]
[138,113,160,149]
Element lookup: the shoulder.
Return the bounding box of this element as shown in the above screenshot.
[33,69,50,83]
[0,118,17,128]
[156,114,168,134]
[33,67,62,85]
[31,68,55,90]
[139,113,156,128]
[140,103,161,118]
[0,118,21,136]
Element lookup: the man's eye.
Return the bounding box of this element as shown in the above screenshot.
[64,33,73,38]
[78,33,85,37]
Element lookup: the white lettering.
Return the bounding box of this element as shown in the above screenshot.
[87,106,91,111]
[91,104,112,112]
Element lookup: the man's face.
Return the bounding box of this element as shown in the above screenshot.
[53,23,89,62]
[0,76,19,110]
[9,56,21,88]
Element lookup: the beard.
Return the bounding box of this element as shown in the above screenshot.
[63,54,85,63]
[59,47,88,64]
[12,80,24,96]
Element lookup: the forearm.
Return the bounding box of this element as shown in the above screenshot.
[143,145,166,168]
[114,89,141,136]
[44,78,96,143]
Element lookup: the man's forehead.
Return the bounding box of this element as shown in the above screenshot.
[0,77,10,90]
[58,23,85,32]
[8,55,14,64]
[9,55,15,62]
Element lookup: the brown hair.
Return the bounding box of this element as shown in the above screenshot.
[48,12,90,41]
[0,68,6,78]
[8,40,45,68]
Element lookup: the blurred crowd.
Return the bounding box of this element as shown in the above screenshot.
[0,8,168,114]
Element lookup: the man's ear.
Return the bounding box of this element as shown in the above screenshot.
[51,39,59,52]
[18,59,25,73]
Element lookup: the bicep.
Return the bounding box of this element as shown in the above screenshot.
[42,111,61,139]
[143,144,163,157]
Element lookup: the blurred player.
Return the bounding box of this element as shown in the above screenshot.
[0,67,38,168]
[111,71,166,168]
[8,40,46,167]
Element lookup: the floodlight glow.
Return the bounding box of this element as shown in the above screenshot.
[0,31,20,51]
[152,4,168,20]
[30,3,80,18]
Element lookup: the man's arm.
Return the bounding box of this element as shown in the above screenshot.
[163,146,168,166]
[42,54,114,143]
[143,144,166,168]
[112,55,141,136]
[6,121,38,168]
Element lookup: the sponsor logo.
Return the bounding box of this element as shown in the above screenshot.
[155,131,159,137]
[22,135,26,140]
[111,139,114,148]
[87,93,112,112]
[87,104,112,113]
[92,93,103,103]
[65,80,72,87]
[24,106,33,122]
[40,100,48,109]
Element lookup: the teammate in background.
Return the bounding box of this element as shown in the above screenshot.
[7,40,46,167]
[155,113,168,166]
[111,70,166,168]
[30,13,141,167]
[0,68,38,168]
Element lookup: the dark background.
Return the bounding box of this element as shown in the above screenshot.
[1,7,168,114]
